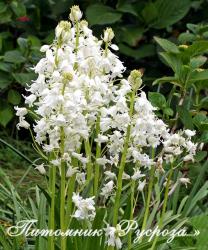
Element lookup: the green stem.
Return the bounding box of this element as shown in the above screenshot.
[48,166,56,250]
[60,127,66,250]
[150,163,174,250]
[85,138,93,195]
[141,165,155,232]
[113,88,136,226]
[94,115,101,196]
[128,180,135,250]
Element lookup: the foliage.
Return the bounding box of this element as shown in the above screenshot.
[0,1,207,250]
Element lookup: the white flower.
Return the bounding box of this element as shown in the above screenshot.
[66,166,79,178]
[69,5,82,22]
[105,224,123,249]
[184,129,196,137]
[104,171,116,180]
[95,134,109,144]
[179,178,191,188]
[138,180,146,191]
[103,28,114,43]
[35,164,46,175]
[76,172,86,185]
[101,180,114,198]
[72,193,95,220]
[15,107,27,117]
[131,169,145,180]
[183,154,194,162]
[122,172,130,180]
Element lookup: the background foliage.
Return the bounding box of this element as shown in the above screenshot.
[0,0,207,249]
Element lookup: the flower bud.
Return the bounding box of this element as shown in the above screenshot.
[55,21,71,41]
[63,72,73,82]
[103,28,114,43]
[179,44,188,51]
[35,164,46,175]
[128,70,143,89]
[69,5,82,22]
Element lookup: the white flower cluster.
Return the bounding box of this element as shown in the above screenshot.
[15,5,197,226]
[72,193,95,221]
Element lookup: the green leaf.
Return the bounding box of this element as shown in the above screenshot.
[0,9,12,24]
[116,3,138,16]
[190,215,208,248]
[153,76,180,86]
[154,37,179,53]
[4,50,26,64]
[12,73,36,86]
[0,62,12,72]
[0,3,7,13]
[184,41,208,57]
[177,106,194,129]
[10,1,26,17]
[142,2,158,24]
[119,43,155,59]
[178,32,196,43]
[164,107,174,116]
[0,105,13,127]
[190,56,207,68]
[159,52,182,75]
[7,89,21,105]
[153,0,191,29]
[193,113,208,131]
[0,71,12,89]
[17,37,28,52]
[86,4,122,25]
[117,26,144,46]
[148,92,166,109]
[189,70,208,82]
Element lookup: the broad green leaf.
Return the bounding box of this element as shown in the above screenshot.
[117,26,144,46]
[10,1,26,17]
[153,0,191,28]
[0,10,12,24]
[0,62,12,72]
[7,89,21,105]
[148,92,166,109]
[177,106,194,129]
[153,76,180,86]
[159,52,182,75]
[86,4,122,25]
[164,107,174,116]
[0,71,12,89]
[12,72,36,86]
[0,3,7,13]
[4,50,26,64]
[142,2,158,24]
[116,3,138,16]
[155,37,179,53]
[183,41,208,57]
[119,43,155,59]
[193,113,208,131]
[0,105,13,127]
[190,56,207,68]
[17,37,28,52]
[189,69,208,82]
[178,32,196,43]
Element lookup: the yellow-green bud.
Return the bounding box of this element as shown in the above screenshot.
[179,44,188,51]
[103,28,114,43]
[69,5,82,22]
[128,70,143,89]
[63,72,73,82]
[55,21,71,39]
[80,20,88,28]
[196,68,204,72]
